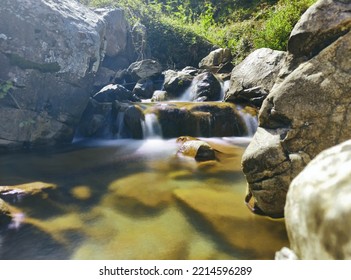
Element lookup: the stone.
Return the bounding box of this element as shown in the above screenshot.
[242,30,351,217]
[151,90,169,102]
[173,188,288,258]
[199,48,232,72]
[0,181,56,197]
[225,48,286,107]
[94,8,129,57]
[0,198,12,225]
[190,72,222,101]
[0,0,128,150]
[285,140,351,259]
[176,138,216,161]
[275,247,298,260]
[288,0,351,58]
[162,70,194,98]
[132,78,154,99]
[127,59,162,80]
[92,84,140,103]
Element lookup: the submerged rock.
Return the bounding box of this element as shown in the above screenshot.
[0,198,12,225]
[173,188,288,258]
[0,181,56,197]
[285,140,351,259]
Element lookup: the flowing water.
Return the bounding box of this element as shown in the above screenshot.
[0,137,288,260]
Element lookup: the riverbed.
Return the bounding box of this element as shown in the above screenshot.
[0,137,288,259]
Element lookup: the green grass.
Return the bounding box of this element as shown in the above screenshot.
[78,0,317,65]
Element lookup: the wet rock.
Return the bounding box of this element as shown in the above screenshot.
[132,78,154,99]
[225,48,286,107]
[73,207,191,259]
[151,90,169,102]
[0,181,56,197]
[275,247,298,260]
[105,172,179,210]
[288,0,351,58]
[285,140,351,259]
[173,188,288,258]
[123,105,144,139]
[162,70,194,98]
[0,198,12,225]
[181,66,200,76]
[176,138,216,161]
[242,30,351,217]
[92,84,140,103]
[190,72,222,101]
[127,59,162,81]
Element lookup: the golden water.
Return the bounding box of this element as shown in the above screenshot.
[0,138,288,259]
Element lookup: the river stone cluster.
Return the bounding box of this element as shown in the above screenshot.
[242,0,351,217]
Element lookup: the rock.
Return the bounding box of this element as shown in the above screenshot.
[151,102,247,138]
[190,72,222,101]
[123,105,144,139]
[132,78,154,99]
[151,90,169,102]
[0,198,12,225]
[199,48,232,73]
[288,0,351,58]
[173,188,288,258]
[275,247,298,260]
[0,0,129,150]
[127,59,162,81]
[225,48,286,107]
[162,70,194,98]
[181,66,199,76]
[92,67,116,89]
[94,8,129,57]
[285,140,351,259]
[0,181,56,197]
[92,84,140,103]
[242,30,351,217]
[176,138,216,161]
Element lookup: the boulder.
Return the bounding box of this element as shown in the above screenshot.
[176,138,216,161]
[288,0,351,58]
[151,90,169,102]
[199,48,232,73]
[127,59,162,81]
[92,84,140,103]
[242,30,351,217]
[285,140,351,259]
[225,48,286,107]
[132,78,154,99]
[162,70,194,98]
[190,72,222,101]
[0,0,129,150]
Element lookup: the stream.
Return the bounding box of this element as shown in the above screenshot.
[0,136,288,260]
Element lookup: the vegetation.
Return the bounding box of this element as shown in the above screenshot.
[78,0,317,65]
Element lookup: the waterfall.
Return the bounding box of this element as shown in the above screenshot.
[142,113,163,139]
[115,111,126,139]
[220,80,230,101]
[237,106,258,136]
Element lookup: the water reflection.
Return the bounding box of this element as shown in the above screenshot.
[0,138,288,259]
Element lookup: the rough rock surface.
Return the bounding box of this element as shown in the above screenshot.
[225,48,286,107]
[92,84,140,103]
[199,48,232,72]
[285,140,351,259]
[162,70,194,98]
[176,139,216,161]
[190,72,222,101]
[288,0,351,58]
[0,0,130,150]
[242,29,351,217]
[127,59,162,81]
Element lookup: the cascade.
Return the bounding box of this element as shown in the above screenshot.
[237,106,258,136]
[141,113,163,139]
[115,111,126,139]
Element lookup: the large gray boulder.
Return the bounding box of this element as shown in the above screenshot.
[288,0,351,58]
[225,48,286,107]
[284,140,351,259]
[243,29,351,217]
[242,27,351,217]
[0,0,129,150]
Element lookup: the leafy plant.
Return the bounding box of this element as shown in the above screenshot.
[0,80,13,99]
